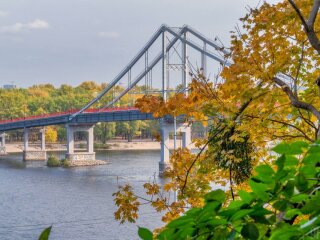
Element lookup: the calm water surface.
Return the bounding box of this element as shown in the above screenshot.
[0,150,163,240]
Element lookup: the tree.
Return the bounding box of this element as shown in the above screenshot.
[45,127,58,143]
[219,0,320,143]
[114,0,320,228]
[95,122,116,143]
[57,127,67,142]
[115,121,144,142]
[0,89,29,119]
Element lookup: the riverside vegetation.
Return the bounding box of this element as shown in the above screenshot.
[46,155,70,168]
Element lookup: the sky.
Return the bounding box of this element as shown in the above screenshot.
[0,0,279,88]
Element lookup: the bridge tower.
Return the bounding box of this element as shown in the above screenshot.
[159,29,193,175]
[0,133,7,155]
[23,127,47,161]
[65,124,95,163]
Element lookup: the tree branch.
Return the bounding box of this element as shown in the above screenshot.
[297,108,317,131]
[244,114,314,142]
[229,166,235,200]
[288,0,309,29]
[308,0,320,29]
[269,119,313,142]
[273,76,320,121]
[288,0,320,54]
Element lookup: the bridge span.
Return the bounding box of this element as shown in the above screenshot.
[0,107,153,132]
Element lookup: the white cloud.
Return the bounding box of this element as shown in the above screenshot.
[98,31,120,39]
[0,19,49,34]
[0,10,9,17]
[27,19,49,29]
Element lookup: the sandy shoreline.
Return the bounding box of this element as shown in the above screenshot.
[4,139,196,153]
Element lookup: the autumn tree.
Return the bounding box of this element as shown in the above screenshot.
[114,0,320,228]
[0,89,29,119]
[45,127,58,143]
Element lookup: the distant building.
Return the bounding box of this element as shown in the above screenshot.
[2,84,16,89]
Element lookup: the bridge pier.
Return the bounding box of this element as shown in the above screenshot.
[159,120,191,175]
[65,124,95,162]
[0,133,7,155]
[23,127,47,161]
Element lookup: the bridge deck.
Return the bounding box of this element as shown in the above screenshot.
[0,107,155,132]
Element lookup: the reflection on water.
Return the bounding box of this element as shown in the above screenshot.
[0,150,162,240]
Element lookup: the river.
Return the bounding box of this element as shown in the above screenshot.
[0,150,163,240]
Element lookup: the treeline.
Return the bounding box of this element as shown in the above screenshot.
[0,81,144,118]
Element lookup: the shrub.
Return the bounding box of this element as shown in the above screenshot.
[61,159,70,168]
[94,142,111,150]
[46,155,61,167]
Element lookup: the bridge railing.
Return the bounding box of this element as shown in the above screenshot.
[0,107,139,125]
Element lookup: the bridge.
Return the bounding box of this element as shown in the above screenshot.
[0,24,229,173]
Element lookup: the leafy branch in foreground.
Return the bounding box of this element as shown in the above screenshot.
[38,226,52,240]
[141,141,320,239]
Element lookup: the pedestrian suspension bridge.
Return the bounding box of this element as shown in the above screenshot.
[0,25,229,172]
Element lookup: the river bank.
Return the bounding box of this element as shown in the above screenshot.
[4,138,196,153]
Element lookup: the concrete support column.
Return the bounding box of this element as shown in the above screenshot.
[159,120,192,175]
[66,124,74,154]
[159,120,170,175]
[0,133,5,146]
[87,125,94,154]
[40,128,46,151]
[24,128,29,151]
[0,133,6,155]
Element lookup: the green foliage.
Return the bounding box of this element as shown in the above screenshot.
[138,227,153,240]
[143,141,320,239]
[57,127,67,141]
[94,142,111,149]
[95,122,116,144]
[61,159,70,168]
[47,155,71,168]
[115,121,156,142]
[38,226,51,240]
[46,155,61,167]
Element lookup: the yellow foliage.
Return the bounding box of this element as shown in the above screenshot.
[45,127,57,143]
[113,185,140,224]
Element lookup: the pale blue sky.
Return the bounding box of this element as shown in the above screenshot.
[0,0,278,87]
